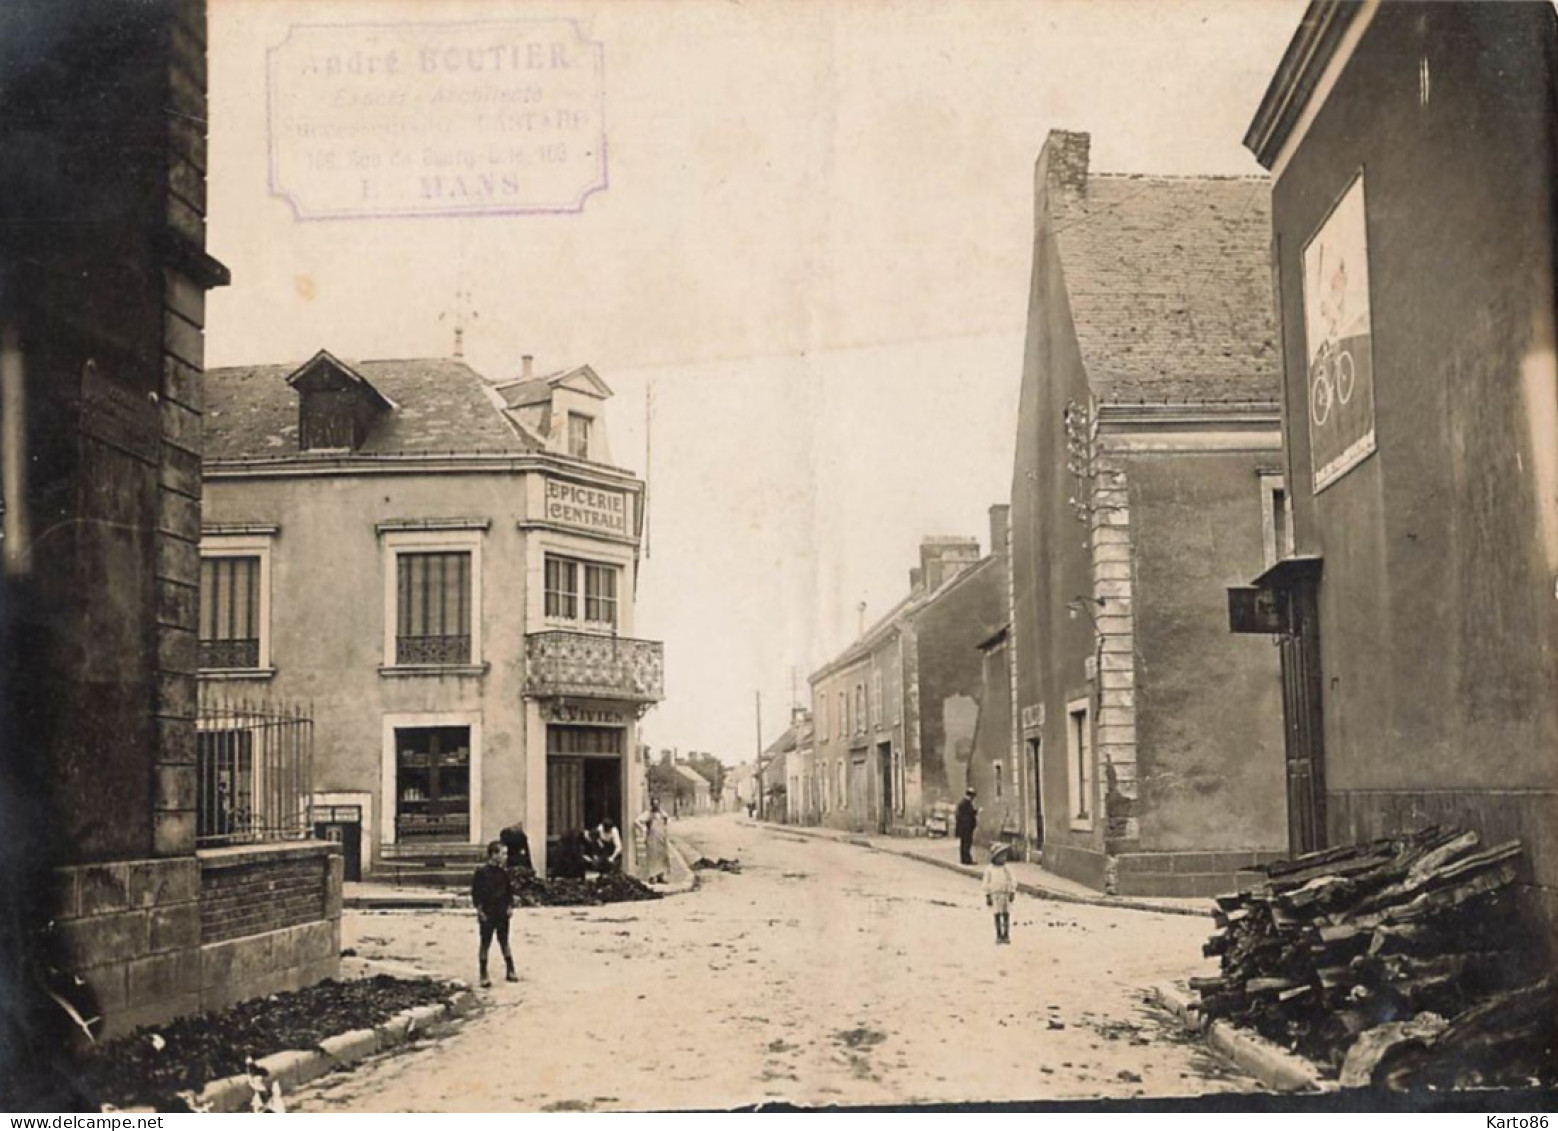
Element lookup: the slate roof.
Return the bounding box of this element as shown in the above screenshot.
[495,377,555,410]
[203,357,535,460]
[1052,174,1279,403]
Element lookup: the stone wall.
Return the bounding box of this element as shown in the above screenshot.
[52,843,341,1039]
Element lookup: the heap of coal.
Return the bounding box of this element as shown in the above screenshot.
[1193,827,1555,1089]
[509,869,664,907]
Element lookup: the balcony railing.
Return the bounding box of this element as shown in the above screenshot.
[525,630,664,702]
[396,634,471,665]
[200,638,260,670]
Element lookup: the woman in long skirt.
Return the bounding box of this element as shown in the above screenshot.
[637,797,670,883]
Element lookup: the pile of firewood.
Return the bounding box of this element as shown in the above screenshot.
[1192,827,1555,1089]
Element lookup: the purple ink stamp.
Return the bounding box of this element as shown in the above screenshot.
[267,20,607,220]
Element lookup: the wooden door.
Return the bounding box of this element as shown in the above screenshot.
[1279,577,1327,854]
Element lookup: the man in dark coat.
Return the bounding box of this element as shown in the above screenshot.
[955,788,979,865]
[470,841,518,988]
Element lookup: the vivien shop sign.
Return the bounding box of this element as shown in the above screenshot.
[543,477,630,536]
[541,701,632,725]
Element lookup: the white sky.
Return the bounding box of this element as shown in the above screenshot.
[206,0,1306,765]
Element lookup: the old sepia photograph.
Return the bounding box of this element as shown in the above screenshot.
[1,0,1555,1115]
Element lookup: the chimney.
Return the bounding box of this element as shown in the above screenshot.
[909,566,924,592]
[989,504,1011,557]
[857,600,867,636]
[522,354,534,380]
[1039,129,1090,216]
[920,536,982,592]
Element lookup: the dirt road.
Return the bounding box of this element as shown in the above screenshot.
[294,814,1253,1110]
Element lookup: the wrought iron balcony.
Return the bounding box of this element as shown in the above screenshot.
[525,630,664,703]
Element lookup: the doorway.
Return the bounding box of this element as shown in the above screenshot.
[1279,574,1327,854]
[546,724,625,871]
[313,804,363,881]
[1026,736,1044,850]
[877,742,893,833]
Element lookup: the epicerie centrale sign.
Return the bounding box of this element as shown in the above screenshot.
[544,478,629,536]
[267,20,607,219]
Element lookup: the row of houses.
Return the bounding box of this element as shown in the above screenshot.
[772,1,1558,921]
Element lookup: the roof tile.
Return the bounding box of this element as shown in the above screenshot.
[203,357,536,459]
[1052,174,1279,402]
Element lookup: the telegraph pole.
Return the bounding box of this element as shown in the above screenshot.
[754,690,763,819]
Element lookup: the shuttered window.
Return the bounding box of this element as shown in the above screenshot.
[396,551,471,664]
[199,556,261,669]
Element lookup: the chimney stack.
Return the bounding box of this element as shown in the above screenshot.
[522,354,534,380]
[919,536,982,592]
[1039,129,1091,216]
[910,566,924,592]
[857,600,867,636]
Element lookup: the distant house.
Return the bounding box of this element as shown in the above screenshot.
[911,509,1012,841]
[1008,130,1288,898]
[201,351,663,879]
[1235,2,1558,924]
[672,763,713,815]
[808,532,1005,835]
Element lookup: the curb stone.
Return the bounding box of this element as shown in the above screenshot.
[1147,982,1335,1094]
[193,987,478,1112]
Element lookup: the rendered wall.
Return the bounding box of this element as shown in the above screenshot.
[1268,2,1558,919]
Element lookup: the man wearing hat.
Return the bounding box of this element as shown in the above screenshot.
[982,842,1018,944]
[955,787,979,865]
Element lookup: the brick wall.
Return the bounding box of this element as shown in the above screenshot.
[200,844,335,944]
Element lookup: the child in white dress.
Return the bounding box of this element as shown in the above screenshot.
[981,843,1017,944]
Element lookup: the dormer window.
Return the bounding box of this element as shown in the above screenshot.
[285,350,394,453]
[567,412,592,459]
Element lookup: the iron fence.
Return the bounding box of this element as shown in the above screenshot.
[195,695,314,847]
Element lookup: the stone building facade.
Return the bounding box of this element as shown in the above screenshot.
[1009,130,1289,897]
[201,352,662,880]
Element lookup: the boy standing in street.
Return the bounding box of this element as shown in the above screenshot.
[471,840,519,988]
[982,843,1017,944]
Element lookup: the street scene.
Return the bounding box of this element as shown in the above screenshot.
[2,0,1556,1116]
[296,815,1250,1111]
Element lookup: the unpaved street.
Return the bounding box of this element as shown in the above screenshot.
[294,815,1255,1110]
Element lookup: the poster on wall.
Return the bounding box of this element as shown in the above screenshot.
[1302,172,1377,492]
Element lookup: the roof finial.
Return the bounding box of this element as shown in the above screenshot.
[438,288,479,360]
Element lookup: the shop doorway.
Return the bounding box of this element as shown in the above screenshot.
[394,726,471,844]
[546,724,624,871]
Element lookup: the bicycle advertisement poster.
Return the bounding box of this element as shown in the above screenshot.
[1302,171,1377,493]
